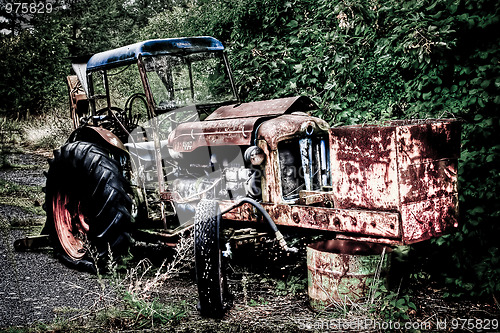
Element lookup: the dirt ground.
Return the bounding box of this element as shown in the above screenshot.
[0,146,499,332]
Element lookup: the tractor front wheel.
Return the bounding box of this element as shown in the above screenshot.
[194,199,226,318]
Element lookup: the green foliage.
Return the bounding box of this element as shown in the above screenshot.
[370,283,417,322]
[0,0,175,117]
[274,274,307,296]
[248,296,270,306]
[101,293,186,330]
[0,27,67,118]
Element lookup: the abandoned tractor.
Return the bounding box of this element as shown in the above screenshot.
[35,36,460,317]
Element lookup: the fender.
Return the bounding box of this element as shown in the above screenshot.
[68,126,128,154]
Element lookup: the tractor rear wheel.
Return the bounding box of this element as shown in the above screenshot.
[194,199,226,318]
[43,141,132,272]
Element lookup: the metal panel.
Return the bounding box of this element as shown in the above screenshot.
[401,195,459,243]
[329,119,460,244]
[169,117,258,152]
[395,119,461,243]
[257,114,330,151]
[330,125,399,211]
[220,201,401,239]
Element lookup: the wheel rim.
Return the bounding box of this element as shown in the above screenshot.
[52,190,89,260]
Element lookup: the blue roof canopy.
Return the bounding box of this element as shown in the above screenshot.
[86,36,224,71]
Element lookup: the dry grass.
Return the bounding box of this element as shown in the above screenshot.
[0,107,73,155]
[49,232,195,331]
[21,107,73,150]
[123,231,194,297]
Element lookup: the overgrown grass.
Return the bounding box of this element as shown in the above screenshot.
[20,107,73,150]
[0,107,72,154]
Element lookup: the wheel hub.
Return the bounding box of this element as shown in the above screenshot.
[53,191,89,260]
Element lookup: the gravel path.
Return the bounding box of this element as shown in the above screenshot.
[0,150,111,329]
[0,229,108,328]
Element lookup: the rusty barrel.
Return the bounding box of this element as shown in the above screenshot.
[307,239,391,310]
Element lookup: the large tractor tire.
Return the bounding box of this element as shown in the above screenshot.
[194,199,226,318]
[43,141,133,273]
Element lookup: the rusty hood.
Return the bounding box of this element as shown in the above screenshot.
[205,96,316,120]
[168,96,318,152]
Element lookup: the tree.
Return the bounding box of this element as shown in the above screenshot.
[0,0,165,117]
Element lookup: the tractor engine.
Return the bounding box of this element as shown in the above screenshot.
[164,97,331,206]
[168,145,263,202]
[126,96,331,226]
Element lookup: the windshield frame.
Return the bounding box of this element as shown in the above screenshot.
[138,50,239,117]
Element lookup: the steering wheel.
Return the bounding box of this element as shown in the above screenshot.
[95,106,124,116]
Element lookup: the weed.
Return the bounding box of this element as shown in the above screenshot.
[274,274,307,296]
[111,293,187,329]
[248,296,269,307]
[368,281,417,322]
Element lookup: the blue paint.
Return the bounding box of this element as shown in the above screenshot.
[87,36,224,71]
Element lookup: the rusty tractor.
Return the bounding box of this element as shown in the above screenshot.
[34,36,460,317]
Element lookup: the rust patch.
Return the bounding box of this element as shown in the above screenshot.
[330,119,460,244]
[219,202,258,222]
[70,126,127,153]
[220,200,401,240]
[258,146,281,203]
[330,125,399,211]
[399,159,458,204]
[394,119,461,163]
[401,195,459,244]
[395,119,461,243]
